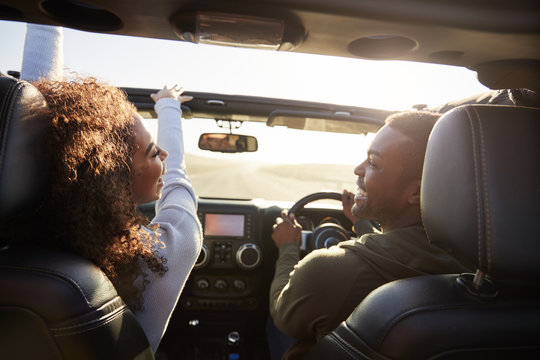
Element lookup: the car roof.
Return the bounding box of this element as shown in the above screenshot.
[1,0,539,90]
[125,86,391,131]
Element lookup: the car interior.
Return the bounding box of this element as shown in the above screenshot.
[0,0,539,359]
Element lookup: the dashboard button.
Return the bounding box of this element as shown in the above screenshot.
[214,279,228,290]
[196,278,210,290]
[233,279,246,291]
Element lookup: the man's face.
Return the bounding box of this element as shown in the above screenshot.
[131,115,168,204]
[352,125,415,227]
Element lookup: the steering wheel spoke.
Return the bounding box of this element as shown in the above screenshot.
[289,192,349,252]
[300,230,312,251]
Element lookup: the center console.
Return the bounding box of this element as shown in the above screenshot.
[158,200,269,359]
[180,207,262,310]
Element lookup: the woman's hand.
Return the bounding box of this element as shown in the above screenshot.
[151,84,193,104]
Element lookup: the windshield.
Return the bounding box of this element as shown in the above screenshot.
[2,20,490,202]
[143,117,374,201]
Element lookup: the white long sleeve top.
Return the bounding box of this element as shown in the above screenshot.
[21,24,64,82]
[20,23,203,353]
[138,98,203,352]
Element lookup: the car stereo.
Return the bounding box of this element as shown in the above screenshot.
[195,211,260,270]
[203,213,248,238]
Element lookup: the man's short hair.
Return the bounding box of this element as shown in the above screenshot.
[385,111,441,180]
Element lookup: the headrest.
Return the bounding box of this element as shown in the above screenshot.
[0,76,48,220]
[422,105,540,283]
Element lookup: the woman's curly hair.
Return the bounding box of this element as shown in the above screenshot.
[26,78,166,311]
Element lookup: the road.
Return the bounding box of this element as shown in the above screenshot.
[188,161,355,202]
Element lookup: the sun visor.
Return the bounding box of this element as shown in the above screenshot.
[267,109,384,134]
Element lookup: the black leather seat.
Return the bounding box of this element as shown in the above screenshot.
[304,104,540,359]
[0,75,154,359]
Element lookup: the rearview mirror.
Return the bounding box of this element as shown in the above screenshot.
[198,133,258,153]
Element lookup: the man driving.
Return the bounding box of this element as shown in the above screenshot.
[269,111,471,359]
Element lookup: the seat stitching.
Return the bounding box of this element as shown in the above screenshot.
[0,82,22,172]
[465,107,483,268]
[473,107,492,272]
[50,305,127,331]
[50,299,126,331]
[327,332,364,359]
[51,306,128,336]
[337,322,392,360]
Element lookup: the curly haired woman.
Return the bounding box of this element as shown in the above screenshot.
[19,24,202,352]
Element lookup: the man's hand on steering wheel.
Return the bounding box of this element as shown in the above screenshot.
[272,209,302,248]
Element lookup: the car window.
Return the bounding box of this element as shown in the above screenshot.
[143,117,374,201]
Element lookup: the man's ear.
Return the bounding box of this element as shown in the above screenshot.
[407,179,421,205]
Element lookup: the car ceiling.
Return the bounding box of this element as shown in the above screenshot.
[1,0,539,90]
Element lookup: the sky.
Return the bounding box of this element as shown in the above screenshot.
[0,20,490,165]
[0,20,489,109]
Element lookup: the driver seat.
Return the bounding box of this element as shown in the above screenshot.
[0,75,154,359]
[304,104,540,359]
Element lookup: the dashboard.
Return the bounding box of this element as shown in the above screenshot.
[140,197,353,359]
[182,204,262,312]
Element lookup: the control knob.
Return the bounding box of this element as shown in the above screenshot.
[194,244,210,269]
[236,243,262,270]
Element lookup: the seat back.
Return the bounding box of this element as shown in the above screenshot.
[0,75,154,359]
[304,105,540,359]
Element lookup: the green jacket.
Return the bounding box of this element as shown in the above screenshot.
[269,226,470,359]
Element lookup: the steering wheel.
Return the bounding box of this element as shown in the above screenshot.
[288,192,350,252]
